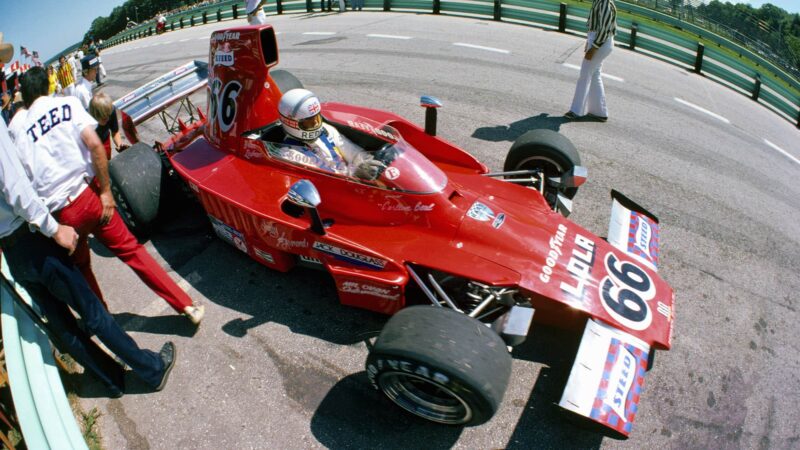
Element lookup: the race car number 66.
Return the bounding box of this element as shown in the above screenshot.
[599,253,656,331]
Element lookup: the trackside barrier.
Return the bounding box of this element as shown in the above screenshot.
[0,256,87,450]
[100,0,799,126]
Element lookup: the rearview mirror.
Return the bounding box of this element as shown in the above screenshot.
[287,180,325,234]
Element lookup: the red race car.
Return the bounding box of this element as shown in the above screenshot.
[111,24,674,438]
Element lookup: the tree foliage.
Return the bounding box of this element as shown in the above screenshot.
[696,1,800,68]
[82,0,199,44]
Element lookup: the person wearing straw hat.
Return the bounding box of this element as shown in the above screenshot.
[0,32,177,397]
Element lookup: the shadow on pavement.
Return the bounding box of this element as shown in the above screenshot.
[471,113,569,142]
[310,372,462,449]
[505,325,604,449]
[113,312,199,338]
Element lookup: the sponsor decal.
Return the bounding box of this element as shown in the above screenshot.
[560,234,596,299]
[254,248,275,264]
[276,232,308,250]
[346,120,398,141]
[211,30,240,42]
[539,223,567,283]
[599,253,656,331]
[259,220,279,239]
[209,215,247,253]
[313,241,386,270]
[605,344,636,422]
[243,140,265,160]
[467,201,494,222]
[341,281,400,300]
[299,255,323,265]
[214,42,234,67]
[627,212,660,267]
[379,196,434,213]
[492,213,506,229]
[384,167,400,180]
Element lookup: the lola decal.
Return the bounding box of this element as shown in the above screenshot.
[560,234,596,299]
[209,216,247,253]
[313,242,386,270]
[599,253,656,331]
[209,79,242,133]
[539,224,567,283]
[341,281,400,300]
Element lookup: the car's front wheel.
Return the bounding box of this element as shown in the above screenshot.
[366,306,512,426]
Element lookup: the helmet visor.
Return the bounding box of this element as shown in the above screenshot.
[298,114,322,131]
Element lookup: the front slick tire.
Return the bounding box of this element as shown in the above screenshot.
[366,306,512,426]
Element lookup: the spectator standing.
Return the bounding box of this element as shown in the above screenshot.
[56,55,75,96]
[47,65,58,95]
[74,55,99,109]
[89,92,129,159]
[564,0,616,122]
[12,67,205,325]
[0,32,176,398]
[88,40,105,85]
[246,0,268,25]
[1,93,11,125]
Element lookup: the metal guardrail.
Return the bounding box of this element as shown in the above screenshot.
[0,255,87,450]
[102,0,800,127]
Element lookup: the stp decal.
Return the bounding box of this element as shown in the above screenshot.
[600,253,656,331]
[209,216,247,253]
[313,242,386,269]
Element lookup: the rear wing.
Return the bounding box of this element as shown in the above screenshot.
[606,190,660,271]
[114,60,209,143]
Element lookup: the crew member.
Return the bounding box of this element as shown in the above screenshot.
[246,0,268,25]
[12,67,205,325]
[89,92,129,159]
[74,55,99,110]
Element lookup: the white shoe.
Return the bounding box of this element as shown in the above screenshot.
[183,304,205,325]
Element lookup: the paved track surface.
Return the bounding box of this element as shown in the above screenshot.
[78,12,800,449]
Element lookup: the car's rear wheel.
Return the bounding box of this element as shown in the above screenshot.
[270,69,304,94]
[504,129,581,212]
[366,306,512,426]
[109,142,163,237]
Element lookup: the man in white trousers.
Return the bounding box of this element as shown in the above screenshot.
[246,0,268,25]
[565,0,617,122]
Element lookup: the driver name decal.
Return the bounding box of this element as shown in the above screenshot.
[313,242,386,269]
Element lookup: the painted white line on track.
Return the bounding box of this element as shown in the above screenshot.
[180,38,192,42]
[196,37,206,40]
[764,139,800,165]
[674,97,730,124]
[453,42,510,54]
[164,40,174,44]
[562,63,624,82]
[303,31,335,35]
[367,34,412,40]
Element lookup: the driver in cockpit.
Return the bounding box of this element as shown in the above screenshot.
[277,89,383,180]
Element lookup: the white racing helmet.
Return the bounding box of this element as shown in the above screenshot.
[278,88,323,142]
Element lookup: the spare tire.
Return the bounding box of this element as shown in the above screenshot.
[109,142,162,236]
[366,306,512,426]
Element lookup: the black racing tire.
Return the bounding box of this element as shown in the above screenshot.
[270,69,304,94]
[108,142,162,237]
[504,129,581,203]
[366,306,512,426]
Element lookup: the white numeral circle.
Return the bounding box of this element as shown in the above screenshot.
[599,253,656,331]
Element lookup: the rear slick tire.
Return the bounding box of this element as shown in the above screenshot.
[366,306,512,426]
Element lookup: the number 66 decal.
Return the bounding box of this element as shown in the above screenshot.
[600,253,656,331]
[210,79,242,133]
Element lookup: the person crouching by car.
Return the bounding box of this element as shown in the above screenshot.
[89,93,129,159]
[74,55,99,110]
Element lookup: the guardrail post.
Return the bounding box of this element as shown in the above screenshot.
[694,43,704,74]
[277,0,283,14]
[796,108,799,129]
[306,0,313,12]
[493,0,501,20]
[217,9,222,21]
[233,4,239,19]
[180,17,184,28]
[630,24,638,50]
[751,74,761,101]
[558,3,567,32]
[149,27,153,36]
[433,0,440,14]
[190,15,195,27]
[203,11,208,24]
[384,0,391,12]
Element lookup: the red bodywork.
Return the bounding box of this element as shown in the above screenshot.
[160,25,674,352]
